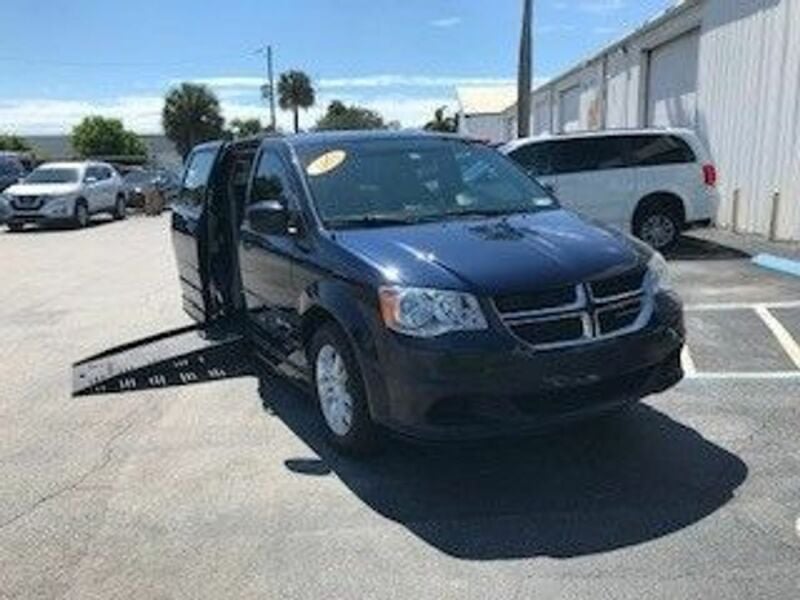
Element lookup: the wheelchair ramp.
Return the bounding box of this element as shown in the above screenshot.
[72,325,253,397]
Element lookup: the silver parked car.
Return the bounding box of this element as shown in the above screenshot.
[1,161,126,231]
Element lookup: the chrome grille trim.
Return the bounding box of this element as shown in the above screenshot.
[588,288,643,304]
[10,196,43,210]
[499,285,587,322]
[494,275,652,351]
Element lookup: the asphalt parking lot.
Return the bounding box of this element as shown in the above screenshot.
[1,216,799,599]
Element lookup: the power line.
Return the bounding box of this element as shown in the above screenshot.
[0,51,255,69]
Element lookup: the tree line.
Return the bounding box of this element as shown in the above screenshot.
[2,68,458,161]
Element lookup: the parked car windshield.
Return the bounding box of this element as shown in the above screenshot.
[297,137,557,229]
[123,170,154,185]
[0,158,20,176]
[25,167,80,184]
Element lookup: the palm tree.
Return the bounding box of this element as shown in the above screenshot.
[424,106,457,133]
[162,83,225,159]
[278,70,315,133]
[517,0,533,138]
[229,118,264,138]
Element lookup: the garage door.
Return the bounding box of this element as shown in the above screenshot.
[559,85,581,133]
[533,96,551,135]
[558,85,581,132]
[647,29,700,129]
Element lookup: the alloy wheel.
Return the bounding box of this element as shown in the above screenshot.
[76,204,89,228]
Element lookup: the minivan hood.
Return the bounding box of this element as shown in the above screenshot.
[334,209,648,296]
[4,182,80,196]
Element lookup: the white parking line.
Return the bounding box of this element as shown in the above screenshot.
[686,371,800,380]
[685,299,800,312]
[754,306,800,369]
[681,346,697,376]
[681,300,800,379]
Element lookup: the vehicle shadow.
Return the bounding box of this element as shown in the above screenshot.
[667,235,750,261]
[71,327,749,561]
[257,369,748,561]
[3,215,127,235]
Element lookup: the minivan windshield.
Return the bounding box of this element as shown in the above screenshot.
[298,138,557,229]
[25,167,80,184]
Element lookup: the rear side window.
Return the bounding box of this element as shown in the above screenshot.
[509,143,554,176]
[551,137,627,175]
[180,150,216,206]
[628,135,695,166]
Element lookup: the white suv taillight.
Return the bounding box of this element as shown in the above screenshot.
[703,164,718,187]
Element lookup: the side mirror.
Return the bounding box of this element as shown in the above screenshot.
[247,199,288,234]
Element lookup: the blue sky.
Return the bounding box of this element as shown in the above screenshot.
[0,0,671,134]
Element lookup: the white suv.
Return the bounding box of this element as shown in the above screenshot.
[502,129,720,250]
[1,161,126,231]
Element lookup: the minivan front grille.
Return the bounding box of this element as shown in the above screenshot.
[494,285,577,314]
[589,266,647,301]
[495,268,652,350]
[510,314,589,347]
[596,298,644,335]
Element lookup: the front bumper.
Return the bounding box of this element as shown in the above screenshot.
[360,291,685,441]
[6,200,73,225]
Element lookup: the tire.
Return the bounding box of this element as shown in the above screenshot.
[113,195,127,220]
[73,200,89,229]
[308,323,380,454]
[7,223,24,232]
[633,204,681,251]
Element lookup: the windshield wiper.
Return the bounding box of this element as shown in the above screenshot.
[326,215,420,229]
[440,208,531,219]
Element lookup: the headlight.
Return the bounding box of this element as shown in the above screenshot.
[378,286,488,337]
[647,251,672,292]
[41,196,70,215]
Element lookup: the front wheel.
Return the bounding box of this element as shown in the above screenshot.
[309,323,381,454]
[634,207,681,251]
[73,201,89,229]
[113,195,127,220]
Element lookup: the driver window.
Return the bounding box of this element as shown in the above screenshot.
[84,167,99,182]
[251,151,295,204]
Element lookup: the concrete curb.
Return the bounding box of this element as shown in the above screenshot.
[752,253,800,278]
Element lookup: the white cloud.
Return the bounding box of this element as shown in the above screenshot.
[184,74,514,90]
[0,92,455,135]
[0,96,164,135]
[429,17,462,28]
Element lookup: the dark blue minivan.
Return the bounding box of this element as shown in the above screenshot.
[171,131,684,453]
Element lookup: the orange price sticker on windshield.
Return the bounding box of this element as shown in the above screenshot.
[307,150,347,176]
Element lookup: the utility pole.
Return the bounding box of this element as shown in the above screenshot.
[257,45,277,131]
[517,0,533,138]
[267,45,276,131]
